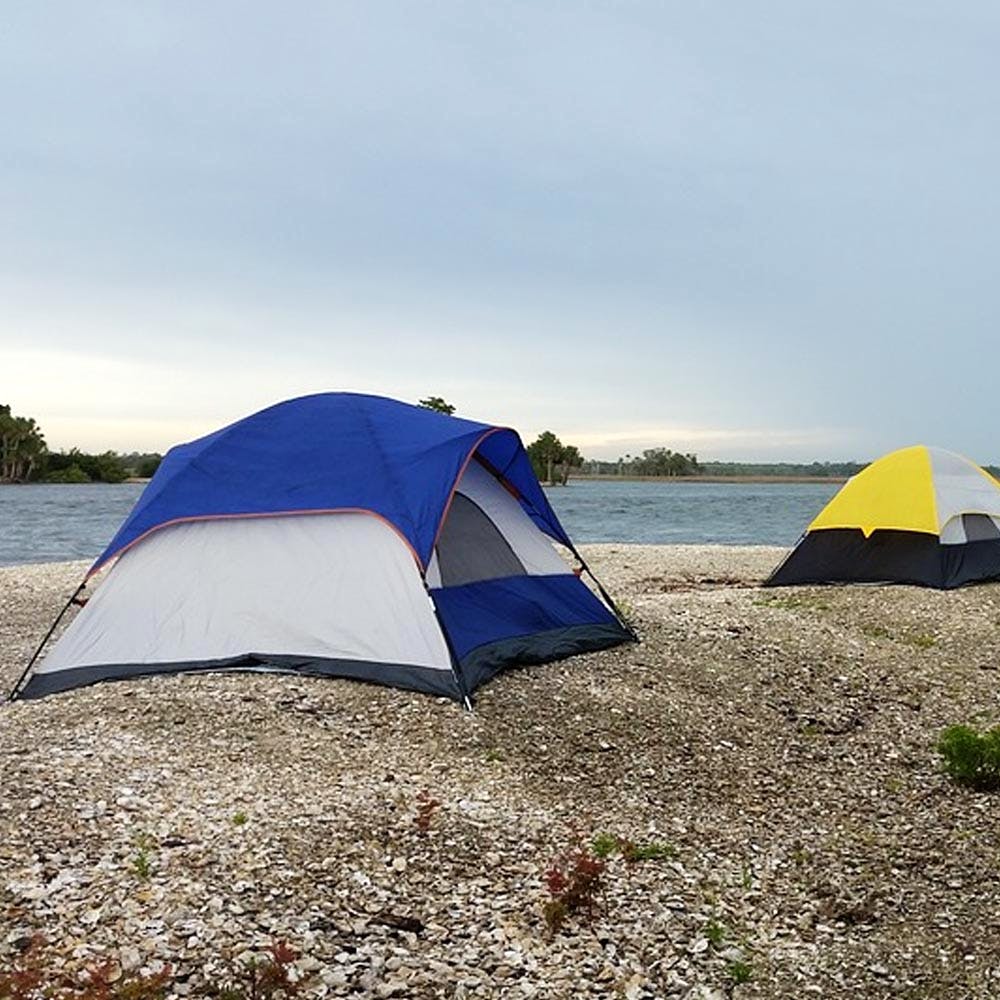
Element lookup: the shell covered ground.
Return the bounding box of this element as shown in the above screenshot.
[2,545,1000,999]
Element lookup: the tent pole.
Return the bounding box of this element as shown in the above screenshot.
[424,584,474,712]
[8,580,86,702]
[761,532,805,588]
[569,545,639,642]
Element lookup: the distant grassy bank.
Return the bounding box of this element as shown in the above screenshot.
[568,473,847,484]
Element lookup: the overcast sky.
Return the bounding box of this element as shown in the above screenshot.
[2,2,998,462]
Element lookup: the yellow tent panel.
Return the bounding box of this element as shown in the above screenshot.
[809,445,938,537]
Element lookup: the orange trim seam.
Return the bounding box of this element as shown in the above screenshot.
[86,508,423,581]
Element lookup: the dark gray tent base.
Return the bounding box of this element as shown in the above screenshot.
[459,622,633,692]
[15,622,633,702]
[766,529,1000,590]
[16,653,463,702]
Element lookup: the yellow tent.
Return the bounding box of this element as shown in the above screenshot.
[767,445,1000,588]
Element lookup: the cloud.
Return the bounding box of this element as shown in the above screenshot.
[2,2,999,462]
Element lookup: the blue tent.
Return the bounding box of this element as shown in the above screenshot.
[14,394,633,703]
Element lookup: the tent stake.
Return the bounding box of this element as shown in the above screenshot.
[8,580,86,702]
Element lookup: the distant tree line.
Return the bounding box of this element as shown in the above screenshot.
[578,456,869,479]
[11,393,1000,488]
[581,448,701,477]
[698,461,866,478]
[45,449,162,484]
[0,404,162,484]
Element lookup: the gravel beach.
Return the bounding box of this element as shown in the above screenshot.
[3,544,1000,999]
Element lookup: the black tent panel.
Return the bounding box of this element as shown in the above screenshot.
[766,529,944,588]
[940,537,1000,589]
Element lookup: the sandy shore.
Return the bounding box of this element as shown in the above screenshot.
[3,545,1000,998]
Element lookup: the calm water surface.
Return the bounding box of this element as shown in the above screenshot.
[0,484,145,567]
[0,480,839,567]
[547,480,838,547]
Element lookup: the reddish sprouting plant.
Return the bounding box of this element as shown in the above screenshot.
[544,865,569,897]
[0,936,172,1000]
[542,845,607,932]
[0,937,305,1000]
[214,940,304,1000]
[79,961,172,1000]
[413,789,441,835]
[0,935,45,1000]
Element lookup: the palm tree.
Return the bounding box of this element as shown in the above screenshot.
[0,406,47,482]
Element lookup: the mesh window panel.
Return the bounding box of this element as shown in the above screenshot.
[436,494,527,587]
[962,513,1000,542]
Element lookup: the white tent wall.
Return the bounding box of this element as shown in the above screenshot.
[425,459,571,588]
[929,447,1000,541]
[34,513,454,687]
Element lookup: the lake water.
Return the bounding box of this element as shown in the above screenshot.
[0,480,839,567]
[548,480,838,547]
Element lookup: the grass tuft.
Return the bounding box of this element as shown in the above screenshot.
[937,724,1000,791]
[727,959,753,985]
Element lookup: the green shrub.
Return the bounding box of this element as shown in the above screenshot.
[937,724,1000,790]
[45,464,90,484]
[137,456,162,478]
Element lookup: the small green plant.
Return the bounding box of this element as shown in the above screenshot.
[591,832,618,859]
[620,840,676,863]
[727,960,753,985]
[586,833,676,863]
[483,748,505,763]
[130,833,156,880]
[907,633,937,650]
[704,918,726,947]
[753,594,830,612]
[232,811,248,826]
[937,724,1000,790]
[862,624,891,640]
[740,862,753,890]
[131,850,152,880]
